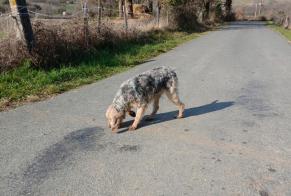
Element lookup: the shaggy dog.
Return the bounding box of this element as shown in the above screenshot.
[106,66,185,132]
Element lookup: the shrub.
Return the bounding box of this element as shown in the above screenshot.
[0,39,28,72]
[259,16,267,21]
[0,19,156,72]
[170,6,200,30]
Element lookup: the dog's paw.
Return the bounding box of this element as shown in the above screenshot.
[128,125,136,131]
[175,115,184,119]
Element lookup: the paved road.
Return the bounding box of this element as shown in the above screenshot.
[1,21,291,196]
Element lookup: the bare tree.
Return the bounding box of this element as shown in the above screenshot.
[225,0,232,21]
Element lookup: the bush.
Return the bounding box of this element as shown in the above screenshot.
[0,19,159,72]
[29,21,126,69]
[259,16,267,21]
[0,39,28,72]
[168,3,208,31]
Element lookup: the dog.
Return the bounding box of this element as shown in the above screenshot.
[106,66,185,132]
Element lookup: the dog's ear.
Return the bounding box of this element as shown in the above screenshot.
[128,111,136,117]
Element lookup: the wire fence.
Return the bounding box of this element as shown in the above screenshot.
[0,2,174,71]
[0,2,170,44]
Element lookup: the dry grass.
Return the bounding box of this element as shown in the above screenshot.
[0,17,158,71]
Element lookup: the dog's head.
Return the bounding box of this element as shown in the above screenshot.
[106,105,125,131]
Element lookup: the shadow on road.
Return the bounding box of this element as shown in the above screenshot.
[118,100,234,133]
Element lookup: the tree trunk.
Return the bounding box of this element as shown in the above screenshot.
[203,1,210,21]
[119,0,124,18]
[146,0,153,13]
[209,0,216,22]
[127,0,134,18]
[284,16,290,29]
[225,0,232,21]
[152,0,160,18]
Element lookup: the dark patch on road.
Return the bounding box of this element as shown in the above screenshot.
[211,157,222,163]
[184,129,190,132]
[259,190,269,196]
[241,120,256,127]
[19,127,105,196]
[236,81,279,118]
[237,95,272,116]
[242,141,248,145]
[268,167,276,173]
[119,145,140,152]
[243,129,248,133]
[215,158,222,163]
[253,113,279,118]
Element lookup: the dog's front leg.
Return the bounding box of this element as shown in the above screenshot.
[128,106,146,131]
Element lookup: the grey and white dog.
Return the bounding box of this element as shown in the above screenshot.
[106,66,185,131]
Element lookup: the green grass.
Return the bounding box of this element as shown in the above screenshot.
[0,30,202,109]
[267,21,291,41]
[0,31,5,39]
[65,3,77,13]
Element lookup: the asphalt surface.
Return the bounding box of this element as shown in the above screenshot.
[1,21,291,196]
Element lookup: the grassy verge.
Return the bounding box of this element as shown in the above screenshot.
[0,30,203,110]
[267,21,291,41]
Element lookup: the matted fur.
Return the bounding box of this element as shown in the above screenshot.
[106,66,185,131]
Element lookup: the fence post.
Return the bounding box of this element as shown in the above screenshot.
[156,5,160,28]
[284,15,290,29]
[119,0,124,18]
[166,8,169,27]
[258,0,263,16]
[83,0,89,48]
[9,0,34,52]
[123,5,128,34]
[97,0,102,33]
[254,3,257,19]
[127,0,133,18]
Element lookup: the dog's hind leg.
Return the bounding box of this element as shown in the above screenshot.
[129,106,147,131]
[165,89,185,118]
